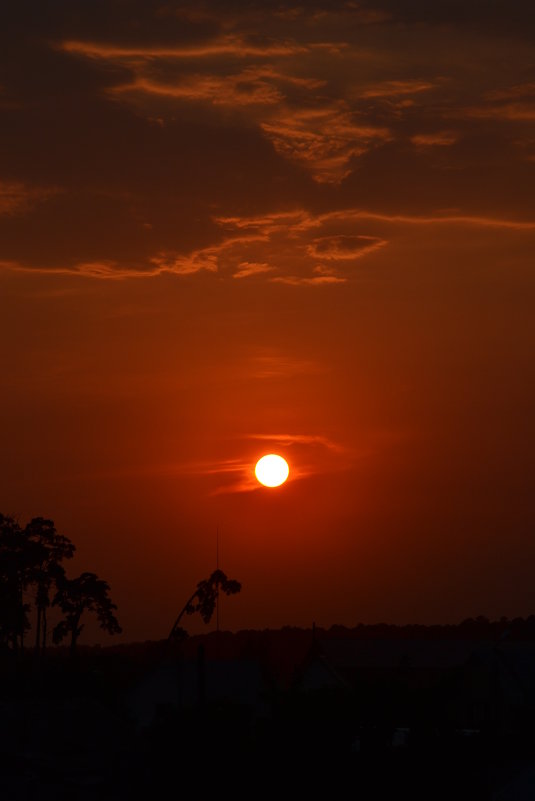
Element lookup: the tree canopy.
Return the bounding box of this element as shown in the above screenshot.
[0,513,120,656]
[53,572,122,655]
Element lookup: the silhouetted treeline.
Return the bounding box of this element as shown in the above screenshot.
[327,615,535,641]
[14,615,531,690]
[0,513,121,657]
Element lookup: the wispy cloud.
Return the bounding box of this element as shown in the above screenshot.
[4,206,535,282]
[110,73,284,107]
[58,34,391,183]
[249,432,347,452]
[344,210,535,230]
[360,79,435,98]
[247,353,324,378]
[148,211,388,283]
[307,234,387,260]
[0,181,58,215]
[261,105,392,183]
[410,131,459,147]
[2,260,165,279]
[461,103,535,121]
[233,261,272,278]
[216,210,316,235]
[60,36,310,60]
[487,83,535,101]
[110,65,326,107]
[271,273,347,286]
[149,234,267,276]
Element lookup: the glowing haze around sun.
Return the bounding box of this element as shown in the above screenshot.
[254,454,289,487]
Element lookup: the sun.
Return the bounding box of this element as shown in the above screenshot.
[254,454,289,488]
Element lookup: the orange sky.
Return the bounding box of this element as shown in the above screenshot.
[1,1,535,642]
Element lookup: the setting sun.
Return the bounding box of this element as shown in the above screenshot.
[254,454,289,488]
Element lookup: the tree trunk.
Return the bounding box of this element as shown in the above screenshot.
[35,605,42,655]
[69,614,81,660]
[168,589,199,639]
[41,607,47,656]
[19,584,24,652]
[70,627,77,657]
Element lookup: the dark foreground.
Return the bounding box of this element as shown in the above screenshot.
[3,621,535,800]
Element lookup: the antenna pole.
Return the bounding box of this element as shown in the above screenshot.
[216,527,220,633]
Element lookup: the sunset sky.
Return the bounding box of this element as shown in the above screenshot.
[2,1,535,642]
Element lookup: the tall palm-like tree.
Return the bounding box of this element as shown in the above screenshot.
[168,569,241,640]
[24,517,75,657]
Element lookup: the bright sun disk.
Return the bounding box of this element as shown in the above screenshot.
[254,454,289,487]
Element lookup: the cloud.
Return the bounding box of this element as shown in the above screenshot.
[216,210,317,235]
[2,260,165,279]
[250,432,344,448]
[233,261,272,278]
[261,105,392,183]
[307,234,387,260]
[58,21,533,191]
[60,33,368,182]
[149,234,267,276]
[60,36,310,60]
[450,84,535,123]
[111,73,284,106]
[110,65,326,107]
[410,132,459,147]
[0,181,58,215]
[360,80,435,98]
[487,83,535,101]
[320,209,535,231]
[208,210,389,282]
[462,103,535,122]
[271,274,347,286]
[58,33,390,183]
[247,352,324,378]
[5,206,535,282]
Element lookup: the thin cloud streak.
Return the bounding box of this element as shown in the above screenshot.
[307,235,387,260]
[0,181,59,215]
[60,37,310,59]
[347,211,535,230]
[410,132,459,147]
[462,103,535,121]
[360,80,435,98]
[248,433,348,452]
[271,274,347,286]
[247,353,324,378]
[233,262,272,278]
[111,75,284,106]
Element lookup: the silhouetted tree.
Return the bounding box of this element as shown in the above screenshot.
[169,569,241,640]
[52,572,121,656]
[0,514,40,652]
[25,517,75,657]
